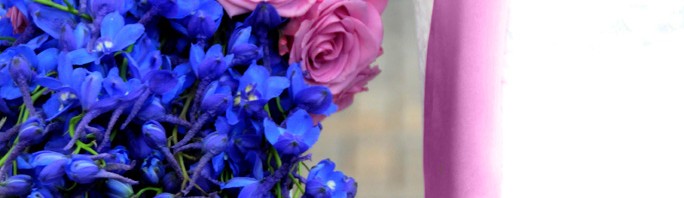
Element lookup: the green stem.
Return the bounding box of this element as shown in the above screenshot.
[0,36,16,42]
[12,160,18,175]
[275,97,287,118]
[269,147,284,198]
[120,45,135,81]
[133,187,162,198]
[0,146,14,167]
[33,0,92,21]
[271,147,282,167]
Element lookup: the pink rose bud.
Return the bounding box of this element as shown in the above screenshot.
[6,7,28,34]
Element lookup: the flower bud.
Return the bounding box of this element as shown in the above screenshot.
[65,157,100,184]
[30,150,67,168]
[245,3,284,30]
[142,120,167,148]
[9,54,34,82]
[231,44,260,65]
[18,117,45,144]
[105,179,134,198]
[0,174,33,196]
[141,155,165,184]
[203,132,229,155]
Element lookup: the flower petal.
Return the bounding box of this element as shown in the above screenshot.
[112,24,145,52]
[100,12,124,39]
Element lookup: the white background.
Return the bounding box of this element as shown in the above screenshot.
[503,0,684,197]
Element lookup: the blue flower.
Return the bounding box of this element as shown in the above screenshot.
[141,152,165,184]
[189,43,233,80]
[232,63,289,119]
[169,0,223,41]
[288,63,337,116]
[93,12,144,55]
[304,159,357,198]
[264,109,320,156]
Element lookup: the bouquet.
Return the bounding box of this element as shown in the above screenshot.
[0,0,385,197]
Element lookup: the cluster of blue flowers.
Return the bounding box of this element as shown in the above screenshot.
[0,0,357,197]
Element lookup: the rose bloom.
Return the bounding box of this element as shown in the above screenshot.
[280,0,386,111]
[218,0,316,18]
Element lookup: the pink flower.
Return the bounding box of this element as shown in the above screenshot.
[218,0,317,18]
[280,0,386,111]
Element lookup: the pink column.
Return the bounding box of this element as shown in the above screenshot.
[423,0,505,197]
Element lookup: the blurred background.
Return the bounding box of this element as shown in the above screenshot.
[309,1,425,197]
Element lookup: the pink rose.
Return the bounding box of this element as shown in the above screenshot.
[218,0,317,18]
[280,0,386,110]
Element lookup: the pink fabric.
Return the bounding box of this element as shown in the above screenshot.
[424,0,505,197]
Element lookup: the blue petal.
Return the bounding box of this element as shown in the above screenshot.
[266,76,289,100]
[287,63,306,94]
[74,23,90,49]
[162,0,199,19]
[23,34,50,50]
[221,177,258,189]
[239,64,269,91]
[57,52,73,81]
[100,12,124,39]
[321,103,338,116]
[285,109,314,135]
[112,24,145,52]
[302,126,321,147]
[198,0,223,20]
[31,5,75,39]
[34,77,64,90]
[80,72,104,110]
[103,68,126,96]
[145,70,178,94]
[211,153,225,177]
[263,119,282,145]
[214,116,229,132]
[67,49,97,65]
[189,43,205,76]
[205,44,224,60]
[37,48,58,75]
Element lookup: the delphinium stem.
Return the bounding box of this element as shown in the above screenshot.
[160,147,184,179]
[15,77,38,117]
[181,153,213,195]
[98,105,126,151]
[65,110,104,150]
[188,77,212,121]
[120,89,151,129]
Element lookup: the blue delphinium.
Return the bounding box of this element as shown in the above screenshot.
[0,1,364,197]
[264,109,320,156]
[305,159,358,198]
